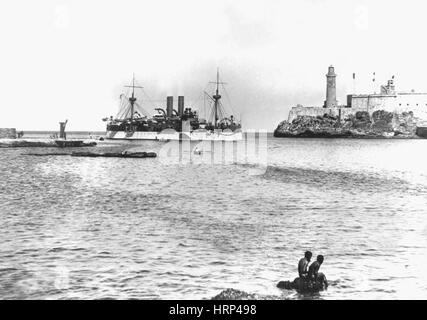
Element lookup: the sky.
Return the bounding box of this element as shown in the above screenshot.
[1,0,427,131]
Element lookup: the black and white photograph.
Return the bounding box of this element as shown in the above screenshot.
[1,0,427,308]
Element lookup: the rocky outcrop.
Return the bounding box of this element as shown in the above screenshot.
[212,288,281,300]
[274,110,423,138]
[25,153,71,156]
[212,276,328,299]
[24,151,157,158]
[277,275,328,293]
[71,151,157,158]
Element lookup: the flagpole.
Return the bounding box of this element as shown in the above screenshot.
[353,73,356,94]
[372,72,376,94]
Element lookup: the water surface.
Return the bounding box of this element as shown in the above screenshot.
[1,135,427,299]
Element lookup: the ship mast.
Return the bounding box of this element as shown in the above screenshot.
[124,73,143,123]
[211,68,225,129]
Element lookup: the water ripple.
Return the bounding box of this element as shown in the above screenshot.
[1,138,427,299]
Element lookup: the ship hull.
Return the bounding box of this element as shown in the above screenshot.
[105,130,243,141]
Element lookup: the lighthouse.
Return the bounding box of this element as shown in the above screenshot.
[324,65,338,108]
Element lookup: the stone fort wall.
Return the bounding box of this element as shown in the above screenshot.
[0,128,17,139]
[350,93,427,113]
[288,94,427,123]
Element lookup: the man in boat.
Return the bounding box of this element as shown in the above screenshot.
[298,251,312,279]
[308,255,328,289]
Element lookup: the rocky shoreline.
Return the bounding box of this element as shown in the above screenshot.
[0,139,97,148]
[24,151,157,158]
[211,288,282,300]
[274,110,425,139]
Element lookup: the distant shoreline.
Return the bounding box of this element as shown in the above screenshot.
[273,134,424,139]
[21,130,106,134]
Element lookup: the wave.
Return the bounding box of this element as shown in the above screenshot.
[261,165,422,194]
[211,288,283,300]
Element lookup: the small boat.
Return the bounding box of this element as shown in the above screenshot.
[193,147,203,155]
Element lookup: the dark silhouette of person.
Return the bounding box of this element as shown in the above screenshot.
[308,255,328,288]
[308,255,323,280]
[298,251,312,278]
[59,120,68,139]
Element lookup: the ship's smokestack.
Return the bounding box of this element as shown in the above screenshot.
[167,96,173,117]
[178,96,184,117]
[324,65,338,108]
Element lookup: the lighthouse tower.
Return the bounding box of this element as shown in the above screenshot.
[324,65,338,108]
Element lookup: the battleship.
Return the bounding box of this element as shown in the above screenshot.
[103,70,242,141]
